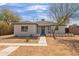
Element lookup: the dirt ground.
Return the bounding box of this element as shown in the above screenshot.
[0,46,8,51]
[0,35,79,56]
[9,35,79,56]
[0,35,39,43]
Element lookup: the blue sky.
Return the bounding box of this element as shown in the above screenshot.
[0,3,79,25]
[1,3,49,21]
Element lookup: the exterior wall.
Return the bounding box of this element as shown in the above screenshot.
[37,26,65,35]
[14,21,66,36]
[14,24,37,36]
[37,26,50,35]
[37,26,41,34]
[45,26,48,34]
[51,26,65,34]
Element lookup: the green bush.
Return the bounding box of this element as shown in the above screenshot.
[0,22,13,35]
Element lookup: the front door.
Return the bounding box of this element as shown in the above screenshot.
[41,26,45,35]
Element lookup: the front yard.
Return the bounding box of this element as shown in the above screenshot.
[10,35,79,56]
[46,36,79,55]
[0,46,8,51]
[0,35,39,43]
[0,35,79,56]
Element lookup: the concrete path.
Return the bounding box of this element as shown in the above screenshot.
[39,36,47,45]
[0,46,19,56]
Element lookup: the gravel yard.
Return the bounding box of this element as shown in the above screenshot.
[9,35,79,56]
[0,35,39,43]
[1,35,79,56]
[0,46,8,51]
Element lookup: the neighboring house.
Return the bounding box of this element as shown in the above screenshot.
[69,24,79,35]
[13,19,66,36]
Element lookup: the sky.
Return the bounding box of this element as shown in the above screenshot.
[0,3,79,25]
[0,3,49,21]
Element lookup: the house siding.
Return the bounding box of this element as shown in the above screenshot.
[36,26,65,35]
[14,24,37,36]
[14,21,66,36]
[51,26,65,34]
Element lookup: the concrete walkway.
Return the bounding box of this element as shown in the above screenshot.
[39,36,47,45]
[0,46,19,56]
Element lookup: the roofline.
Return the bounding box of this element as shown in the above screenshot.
[13,22,37,25]
[13,22,66,26]
[13,24,66,26]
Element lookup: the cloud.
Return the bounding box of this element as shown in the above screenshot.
[10,7,26,13]
[21,15,32,20]
[31,13,50,20]
[26,5,48,12]
[20,13,50,21]
[16,9,24,13]
[12,5,47,13]
[8,4,48,13]
[0,3,7,6]
[7,3,26,7]
[35,10,43,12]
[4,3,49,21]
[38,14,49,19]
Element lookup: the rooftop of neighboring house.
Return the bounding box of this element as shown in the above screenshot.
[69,24,79,28]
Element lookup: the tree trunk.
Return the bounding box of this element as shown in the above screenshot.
[52,29,56,39]
[52,25,59,39]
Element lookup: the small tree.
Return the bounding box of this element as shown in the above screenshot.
[0,7,21,25]
[0,7,21,35]
[49,3,79,39]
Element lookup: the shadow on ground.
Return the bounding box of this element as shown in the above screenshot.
[2,36,38,40]
[56,38,79,55]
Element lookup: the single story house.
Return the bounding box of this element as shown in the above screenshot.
[13,20,66,36]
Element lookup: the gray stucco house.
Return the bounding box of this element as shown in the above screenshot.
[14,20,66,36]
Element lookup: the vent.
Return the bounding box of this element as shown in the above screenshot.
[41,19,45,21]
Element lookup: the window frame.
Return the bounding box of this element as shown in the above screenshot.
[21,26,28,32]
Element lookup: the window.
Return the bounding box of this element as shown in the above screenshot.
[21,26,28,32]
[55,26,59,30]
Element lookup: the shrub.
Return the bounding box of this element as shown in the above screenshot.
[0,22,13,35]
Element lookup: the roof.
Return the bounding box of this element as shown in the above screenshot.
[13,21,66,26]
[69,24,79,28]
[36,21,54,26]
[13,21,37,25]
